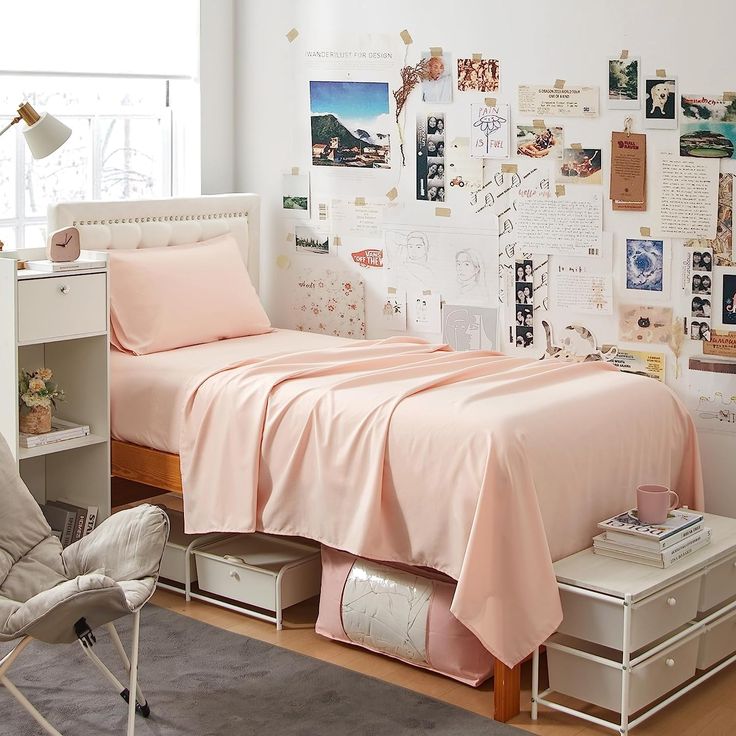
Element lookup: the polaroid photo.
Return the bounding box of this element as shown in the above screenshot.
[644,77,677,129]
[690,319,712,341]
[608,57,640,110]
[516,125,564,160]
[282,173,310,218]
[559,148,602,185]
[625,238,668,295]
[421,51,453,104]
[515,281,533,305]
[295,225,330,255]
[712,266,736,330]
[457,58,500,93]
[515,326,534,347]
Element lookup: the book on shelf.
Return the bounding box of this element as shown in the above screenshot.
[597,508,703,542]
[24,258,105,272]
[41,501,98,547]
[19,418,90,448]
[593,528,712,568]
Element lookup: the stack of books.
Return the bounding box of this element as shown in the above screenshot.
[41,500,98,548]
[19,418,90,449]
[25,259,105,272]
[594,509,709,568]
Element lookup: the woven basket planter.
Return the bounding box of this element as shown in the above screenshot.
[19,405,52,434]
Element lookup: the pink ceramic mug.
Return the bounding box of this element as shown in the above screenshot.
[637,484,679,525]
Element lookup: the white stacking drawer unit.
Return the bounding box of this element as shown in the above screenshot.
[192,534,322,630]
[532,513,736,735]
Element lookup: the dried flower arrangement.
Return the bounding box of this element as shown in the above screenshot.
[393,58,430,166]
[18,368,64,434]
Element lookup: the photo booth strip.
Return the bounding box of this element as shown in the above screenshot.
[687,246,713,342]
[416,112,446,202]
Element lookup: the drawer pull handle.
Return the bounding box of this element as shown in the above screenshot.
[665,658,675,668]
[666,597,677,607]
[229,570,240,582]
[59,285,70,295]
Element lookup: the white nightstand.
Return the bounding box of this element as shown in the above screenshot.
[532,513,736,735]
[0,248,111,522]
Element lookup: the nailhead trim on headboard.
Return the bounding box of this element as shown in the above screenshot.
[70,211,248,226]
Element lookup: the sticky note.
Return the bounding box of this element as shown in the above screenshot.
[386,187,398,201]
[286,28,299,43]
[400,29,412,45]
[430,47,443,57]
[555,184,566,197]
[640,226,651,237]
[435,207,451,217]
[501,163,518,173]
[554,79,565,89]
[276,255,291,270]
[354,197,366,206]
[485,97,497,107]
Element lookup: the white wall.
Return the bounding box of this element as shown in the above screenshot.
[233,0,736,515]
[200,0,236,194]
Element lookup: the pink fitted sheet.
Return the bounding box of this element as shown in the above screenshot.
[110,329,351,453]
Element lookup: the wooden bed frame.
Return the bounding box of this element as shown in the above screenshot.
[111,438,523,722]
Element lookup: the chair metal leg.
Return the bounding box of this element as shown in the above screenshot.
[1,674,64,736]
[106,620,147,708]
[127,610,141,736]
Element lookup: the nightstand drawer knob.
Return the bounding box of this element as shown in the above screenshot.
[665,658,675,667]
[666,597,677,607]
[59,285,70,295]
[229,570,240,582]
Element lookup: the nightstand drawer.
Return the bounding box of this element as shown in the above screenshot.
[18,273,107,343]
[699,553,736,613]
[558,575,702,651]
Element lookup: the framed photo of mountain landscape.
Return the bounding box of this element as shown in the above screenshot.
[681,94,736,159]
[309,80,391,169]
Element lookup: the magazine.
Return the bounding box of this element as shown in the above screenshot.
[597,508,703,541]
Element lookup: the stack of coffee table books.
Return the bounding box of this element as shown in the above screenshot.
[593,508,709,567]
[19,418,91,448]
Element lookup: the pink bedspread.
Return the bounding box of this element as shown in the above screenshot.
[180,336,703,667]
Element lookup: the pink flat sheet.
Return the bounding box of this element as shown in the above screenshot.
[177,336,703,668]
[110,329,351,452]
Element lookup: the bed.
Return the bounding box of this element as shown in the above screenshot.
[48,194,704,722]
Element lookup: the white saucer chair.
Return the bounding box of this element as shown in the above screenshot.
[0,434,169,735]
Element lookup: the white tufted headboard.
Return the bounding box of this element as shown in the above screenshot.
[47,193,261,292]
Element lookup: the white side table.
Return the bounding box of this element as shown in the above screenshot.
[532,513,736,734]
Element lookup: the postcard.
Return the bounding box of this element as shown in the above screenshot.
[457,58,500,93]
[516,125,563,159]
[309,80,391,170]
[712,266,736,331]
[470,103,510,159]
[619,305,673,344]
[644,77,677,129]
[442,304,497,350]
[608,57,640,110]
[624,238,669,297]
[380,287,407,331]
[295,225,330,255]
[559,148,602,185]
[518,85,599,118]
[416,113,446,201]
[680,94,736,159]
[282,173,310,218]
[408,291,442,333]
[421,51,453,103]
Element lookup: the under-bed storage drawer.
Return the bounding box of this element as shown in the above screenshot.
[557,575,702,651]
[698,553,736,613]
[194,534,321,611]
[547,632,700,715]
[696,607,736,670]
[17,273,107,344]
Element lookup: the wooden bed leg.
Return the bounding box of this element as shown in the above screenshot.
[493,658,521,722]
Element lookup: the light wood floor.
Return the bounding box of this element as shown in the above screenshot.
[127,488,736,735]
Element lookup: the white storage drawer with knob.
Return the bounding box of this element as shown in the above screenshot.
[193,534,321,618]
[533,513,736,735]
[17,273,107,344]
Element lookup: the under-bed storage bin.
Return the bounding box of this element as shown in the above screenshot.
[547,633,700,715]
[158,508,214,585]
[315,546,494,686]
[193,534,321,612]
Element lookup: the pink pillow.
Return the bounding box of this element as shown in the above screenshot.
[108,234,271,355]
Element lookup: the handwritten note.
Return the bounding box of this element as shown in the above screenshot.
[330,198,385,238]
[657,154,718,239]
[516,189,603,257]
[552,235,613,314]
[470,103,510,159]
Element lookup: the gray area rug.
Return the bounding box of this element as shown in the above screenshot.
[0,605,527,735]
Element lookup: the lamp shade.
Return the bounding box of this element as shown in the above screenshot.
[22,112,71,159]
